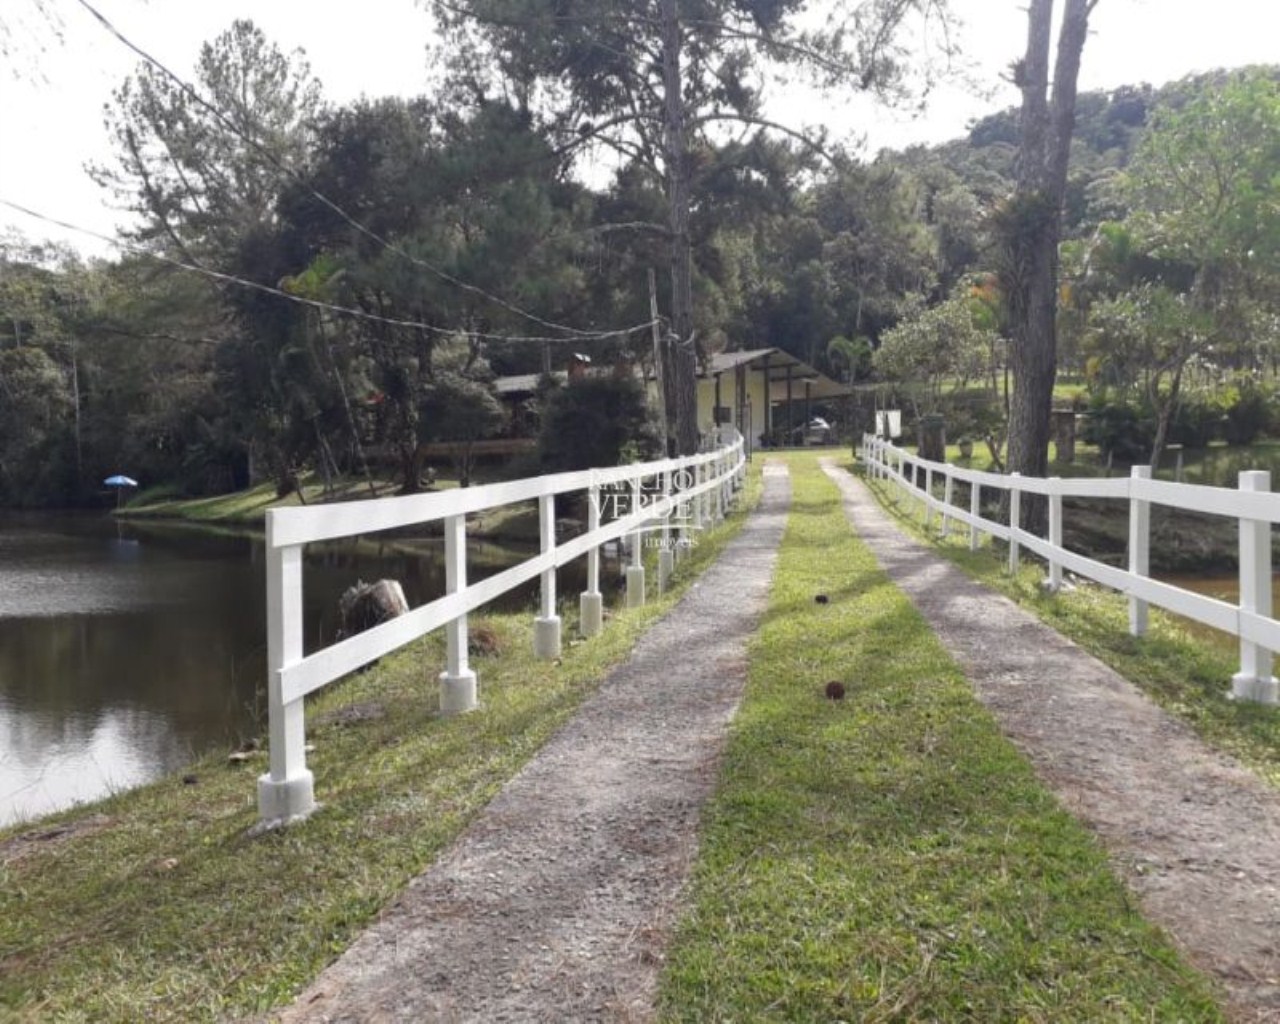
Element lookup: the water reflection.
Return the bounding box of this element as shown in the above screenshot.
[0,512,557,827]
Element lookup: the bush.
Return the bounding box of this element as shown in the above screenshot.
[537,375,660,473]
[1223,379,1274,446]
[1084,382,1275,459]
[1081,394,1153,462]
[1168,390,1225,448]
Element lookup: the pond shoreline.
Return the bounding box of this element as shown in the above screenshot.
[0,508,550,829]
[114,477,547,543]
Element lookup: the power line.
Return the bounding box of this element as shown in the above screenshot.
[0,197,656,345]
[73,0,616,340]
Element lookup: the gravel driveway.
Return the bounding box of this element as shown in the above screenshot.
[269,464,790,1024]
[826,459,1280,1022]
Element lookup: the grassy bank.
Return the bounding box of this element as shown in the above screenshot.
[862,465,1280,791]
[118,474,543,541]
[0,466,761,1022]
[118,475,398,524]
[658,454,1222,1022]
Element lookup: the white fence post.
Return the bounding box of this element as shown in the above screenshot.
[941,471,954,537]
[626,473,646,608]
[678,462,692,557]
[1048,480,1063,591]
[1232,470,1279,703]
[439,514,478,714]
[257,535,315,825]
[580,483,604,636]
[924,465,935,530]
[969,480,982,552]
[1128,466,1151,636]
[534,493,562,659]
[713,454,724,521]
[658,467,675,593]
[720,451,729,517]
[1008,473,1022,575]
[694,461,705,530]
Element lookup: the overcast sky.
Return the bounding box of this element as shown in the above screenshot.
[1,0,1274,257]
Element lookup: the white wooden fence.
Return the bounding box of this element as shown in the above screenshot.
[860,434,1280,708]
[257,432,746,826]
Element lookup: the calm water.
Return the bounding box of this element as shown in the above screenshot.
[0,513,544,828]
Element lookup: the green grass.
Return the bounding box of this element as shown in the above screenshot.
[120,473,552,541]
[657,454,1222,1023]
[902,440,1105,475]
[120,474,417,525]
[0,467,761,1023]
[862,467,1280,790]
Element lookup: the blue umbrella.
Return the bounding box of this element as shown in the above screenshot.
[104,474,139,509]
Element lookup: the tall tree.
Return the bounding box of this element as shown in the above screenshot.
[89,20,325,489]
[92,19,322,266]
[998,0,1097,521]
[1123,68,1280,372]
[432,0,956,453]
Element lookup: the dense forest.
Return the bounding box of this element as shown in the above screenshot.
[2,12,1278,506]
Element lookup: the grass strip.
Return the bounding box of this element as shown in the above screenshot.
[862,467,1280,790]
[0,467,760,1023]
[658,454,1222,1023]
[121,476,552,542]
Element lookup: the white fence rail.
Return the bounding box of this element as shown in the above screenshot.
[860,434,1280,707]
[258,432,747,826]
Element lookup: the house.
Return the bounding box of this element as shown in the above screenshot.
[492,348,849,449]
[490,353,605,437]
[685,348,850,448]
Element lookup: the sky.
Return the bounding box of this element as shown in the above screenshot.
[0,0,1275,258]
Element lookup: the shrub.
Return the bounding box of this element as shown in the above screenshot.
[1080,393,1154,463]
[1223,378,1274,446]
[1168,389,1225,448]
[537,375,660,473]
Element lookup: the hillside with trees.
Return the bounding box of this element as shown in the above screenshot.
[2,9,1277,506]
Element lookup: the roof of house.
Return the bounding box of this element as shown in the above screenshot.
[703,348,849,398]
[492,371,565,395]
[492,346,850,399]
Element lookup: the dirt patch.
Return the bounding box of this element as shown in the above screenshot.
[266,465,790,1023]
[313,701,387,729]
[825,460,1280,1022]
[0,813,112,866]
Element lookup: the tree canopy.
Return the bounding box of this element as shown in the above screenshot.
[6,8,1280,507]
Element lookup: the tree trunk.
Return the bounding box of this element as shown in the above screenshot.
[660,0,700,455]
[1149,363,1184,469]
[1004,0,1096,533]
[70,352,83,481]
[399,439,421,495]
[316,317,377,497]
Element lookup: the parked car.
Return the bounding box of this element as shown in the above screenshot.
[795,417,833,446]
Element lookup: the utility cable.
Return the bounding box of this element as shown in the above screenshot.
[1,197,656,345]
[73,0,627,339]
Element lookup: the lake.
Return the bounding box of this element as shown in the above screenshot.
[0,512,551,828]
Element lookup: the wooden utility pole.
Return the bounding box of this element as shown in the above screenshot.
[660,0,699,455]
[648,268,670,456]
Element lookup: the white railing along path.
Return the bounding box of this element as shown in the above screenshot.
[258,431,747,826]
[861,434,1280,707]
